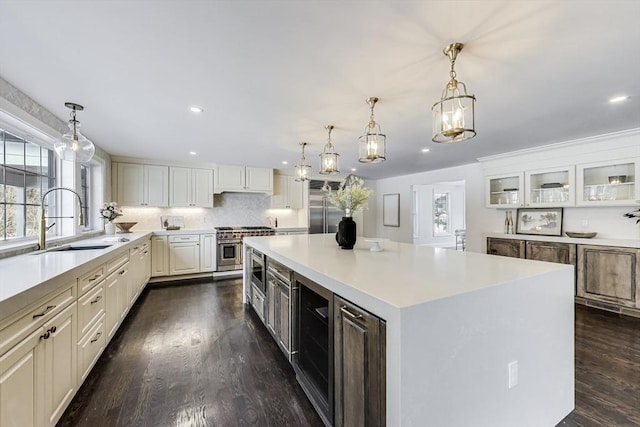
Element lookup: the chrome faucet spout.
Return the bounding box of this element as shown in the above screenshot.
[38,187,84,250]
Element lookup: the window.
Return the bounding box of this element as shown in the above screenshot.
[433,191,450,236]
[80,164,90,229]
[0,128,57,241]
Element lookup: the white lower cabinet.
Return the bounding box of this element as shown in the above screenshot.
[199,234,216,272]
[43,303,77,426]
[151,236,169,277]
[77,314,106,383]
[0,240,152,427]
[0,290,76,427]
[0,327,41,427]
[169,235,200,275]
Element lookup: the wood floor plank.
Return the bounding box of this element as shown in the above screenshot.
[57,279,640,427]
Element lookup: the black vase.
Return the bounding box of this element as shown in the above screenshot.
[335,216,357,249]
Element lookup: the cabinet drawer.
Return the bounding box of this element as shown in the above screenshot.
[252,284,265,321]
[78,265,105,295]
[78,314,106,382]
[168,234,199,243]
[107,251,130,274]
[77,281,106,337]
[0,283,75,357]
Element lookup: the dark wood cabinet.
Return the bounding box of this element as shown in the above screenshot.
[577,245,639,309]
[525,241,576,265]
[334,296,385,427]
[486,237,525,258]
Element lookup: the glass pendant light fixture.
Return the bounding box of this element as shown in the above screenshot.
[319,124,340,175]
[432,43,476,143]
[54,102,95,162]
[358,97,386,163]
[295,142,312,182]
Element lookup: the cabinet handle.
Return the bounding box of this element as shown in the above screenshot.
[90,295,103,304]
[88,274,101,282]
[340,305,363,320]
[40,331,50,340]
[90,332,102,343]
[48,326,57,334]
[33,305,56,319]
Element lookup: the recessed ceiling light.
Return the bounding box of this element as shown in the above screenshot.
[282,161,289,165]
[189,151,197,155]
[421,148,430,153]
[351,168,357,172]
[608,95,629,103]
[190,106,203,113]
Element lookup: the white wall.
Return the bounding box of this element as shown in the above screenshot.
[372,163,495,253]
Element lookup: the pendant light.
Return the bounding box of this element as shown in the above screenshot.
[54,102,95,162]
[432,43,476,143]
[319,125,339,175]
[358,97,386,163]
[295,142,311,182]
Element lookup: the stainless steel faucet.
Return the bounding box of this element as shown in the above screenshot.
[38,186,84,250]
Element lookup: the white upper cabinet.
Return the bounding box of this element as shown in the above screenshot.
[524,166,575,207]
[271,175,303,209]
[576,158,640,206]
[215,165,246,191]
[485,173,524,208]
[116,163,169,207]
[215,165,273,194]
[169,167,213,207]
[485,166,576,208]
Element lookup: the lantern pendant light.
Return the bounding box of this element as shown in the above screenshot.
[319,125,340,175]
[358,97,386,163]
[432,43,476,143]
[54,102,96,162]
[295,142,312,182]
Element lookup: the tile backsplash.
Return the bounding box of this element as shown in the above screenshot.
[117,192,302,230]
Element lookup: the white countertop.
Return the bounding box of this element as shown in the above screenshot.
[485,232,640,248]
[0,232,152,323]
[244,234,570,316]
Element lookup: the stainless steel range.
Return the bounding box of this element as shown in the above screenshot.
[215,226,274,271]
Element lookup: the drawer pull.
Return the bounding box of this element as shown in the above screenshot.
[340,306,363,320]
[88,273,101,282]
[90,295,103,304]
[33,305,56,319]
[40,331,50,340]
[90,332,103,343]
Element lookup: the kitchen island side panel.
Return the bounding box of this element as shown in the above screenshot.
[397,267,575,427]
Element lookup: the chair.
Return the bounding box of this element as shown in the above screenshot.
[454,229,466,251]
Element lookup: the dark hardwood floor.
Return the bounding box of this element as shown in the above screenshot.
[58,279,640,427]
[58,279,323,427]
[559,305,640,427]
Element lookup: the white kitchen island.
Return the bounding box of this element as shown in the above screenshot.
[243,234,575,427]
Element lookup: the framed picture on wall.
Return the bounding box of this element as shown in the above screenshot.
[516,207,563,236]
[383,193,400,227]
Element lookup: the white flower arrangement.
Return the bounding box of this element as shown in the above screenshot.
[100,202,123,222]
[325,176,374,216]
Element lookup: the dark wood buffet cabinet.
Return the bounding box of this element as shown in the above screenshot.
[487,237,639,318]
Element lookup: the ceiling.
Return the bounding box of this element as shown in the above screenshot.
[0,1,638,180]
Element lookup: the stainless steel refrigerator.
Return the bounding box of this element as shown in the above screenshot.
[309,180,343,234]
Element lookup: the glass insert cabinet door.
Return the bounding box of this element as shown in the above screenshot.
[485,173,524,208]
[525,166,576,207]
[576,159,640,206]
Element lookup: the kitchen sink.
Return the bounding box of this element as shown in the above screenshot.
[38,244,113,253]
